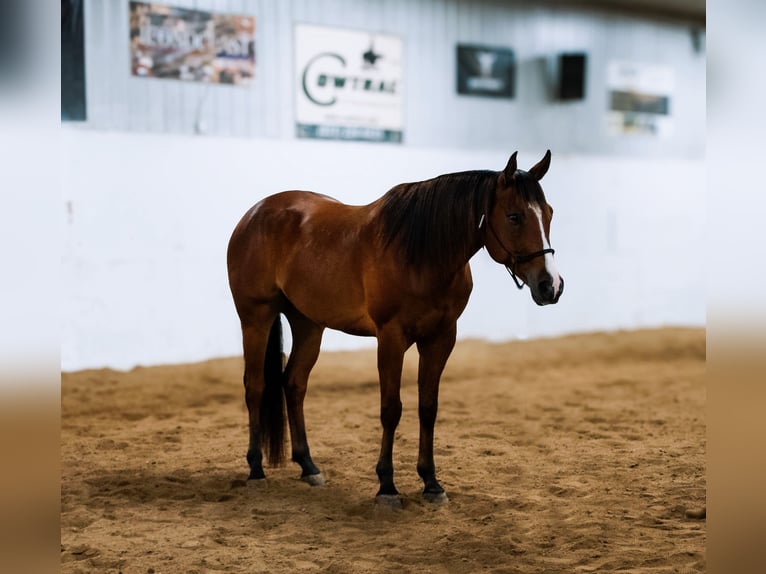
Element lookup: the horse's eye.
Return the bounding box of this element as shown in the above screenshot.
[507,213,522,225]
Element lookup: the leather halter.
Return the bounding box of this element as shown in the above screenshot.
[479,213,555,290]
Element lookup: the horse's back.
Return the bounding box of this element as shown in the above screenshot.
[229,190,346,255]
[230,190,340,237]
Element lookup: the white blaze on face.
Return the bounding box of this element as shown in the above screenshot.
[529,203,562,296]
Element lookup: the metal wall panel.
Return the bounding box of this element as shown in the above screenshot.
[80,0,704,157]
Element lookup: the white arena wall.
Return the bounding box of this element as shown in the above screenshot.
[61,128,704,371]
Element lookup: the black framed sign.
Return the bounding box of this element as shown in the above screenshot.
[62,0,87,121]
[456,44,515,98]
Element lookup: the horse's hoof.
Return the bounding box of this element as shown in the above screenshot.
[423,491,448,505]
[375,494,404,509]
[246,478,267,488]
[301,472,326,487]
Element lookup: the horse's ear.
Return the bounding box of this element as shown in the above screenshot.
[529,149,552,181]
[503,151,518,178]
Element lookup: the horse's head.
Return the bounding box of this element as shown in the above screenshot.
[484,150,564,306]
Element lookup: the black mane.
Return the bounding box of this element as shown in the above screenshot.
[378,170,498,269]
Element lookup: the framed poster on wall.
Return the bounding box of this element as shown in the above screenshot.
[129,2,255,85]
[607,61,674,136]
[456,44,515,98]
[294,24,404,143]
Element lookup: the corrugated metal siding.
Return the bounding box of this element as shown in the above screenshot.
[80,0,704,157]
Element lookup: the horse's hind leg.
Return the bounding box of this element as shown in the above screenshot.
[284,309,325,485]
[240,305,283,481]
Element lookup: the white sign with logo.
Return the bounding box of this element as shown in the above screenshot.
[294,24,404,143]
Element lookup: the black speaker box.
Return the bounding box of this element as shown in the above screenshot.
[558,53,586,101]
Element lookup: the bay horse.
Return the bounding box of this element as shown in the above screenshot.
[227,150,563,504]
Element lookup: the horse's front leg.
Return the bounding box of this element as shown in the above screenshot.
[416,326,456,503]
[374,326,407,505]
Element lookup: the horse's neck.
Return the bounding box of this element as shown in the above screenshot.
[368,182,488,276]
[417,233,484,287]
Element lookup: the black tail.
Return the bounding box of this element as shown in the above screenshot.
[260,317,287,466]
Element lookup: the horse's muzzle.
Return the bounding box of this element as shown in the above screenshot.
[532,276,564,306]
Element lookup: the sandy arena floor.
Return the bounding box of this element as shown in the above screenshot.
[61,328,705,573]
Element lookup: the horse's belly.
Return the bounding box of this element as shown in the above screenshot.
[294,299,376,337]
[337,319,377,337]
[280,276,375,336]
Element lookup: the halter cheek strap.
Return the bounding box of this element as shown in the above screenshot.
[479,213,555,290]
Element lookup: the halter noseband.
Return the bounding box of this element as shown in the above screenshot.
[478,213,555,290]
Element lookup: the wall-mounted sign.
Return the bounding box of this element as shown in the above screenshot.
[294,24,403,143]
[607,61,674,136]
[129,2,255,85]
[456,44,515,98]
